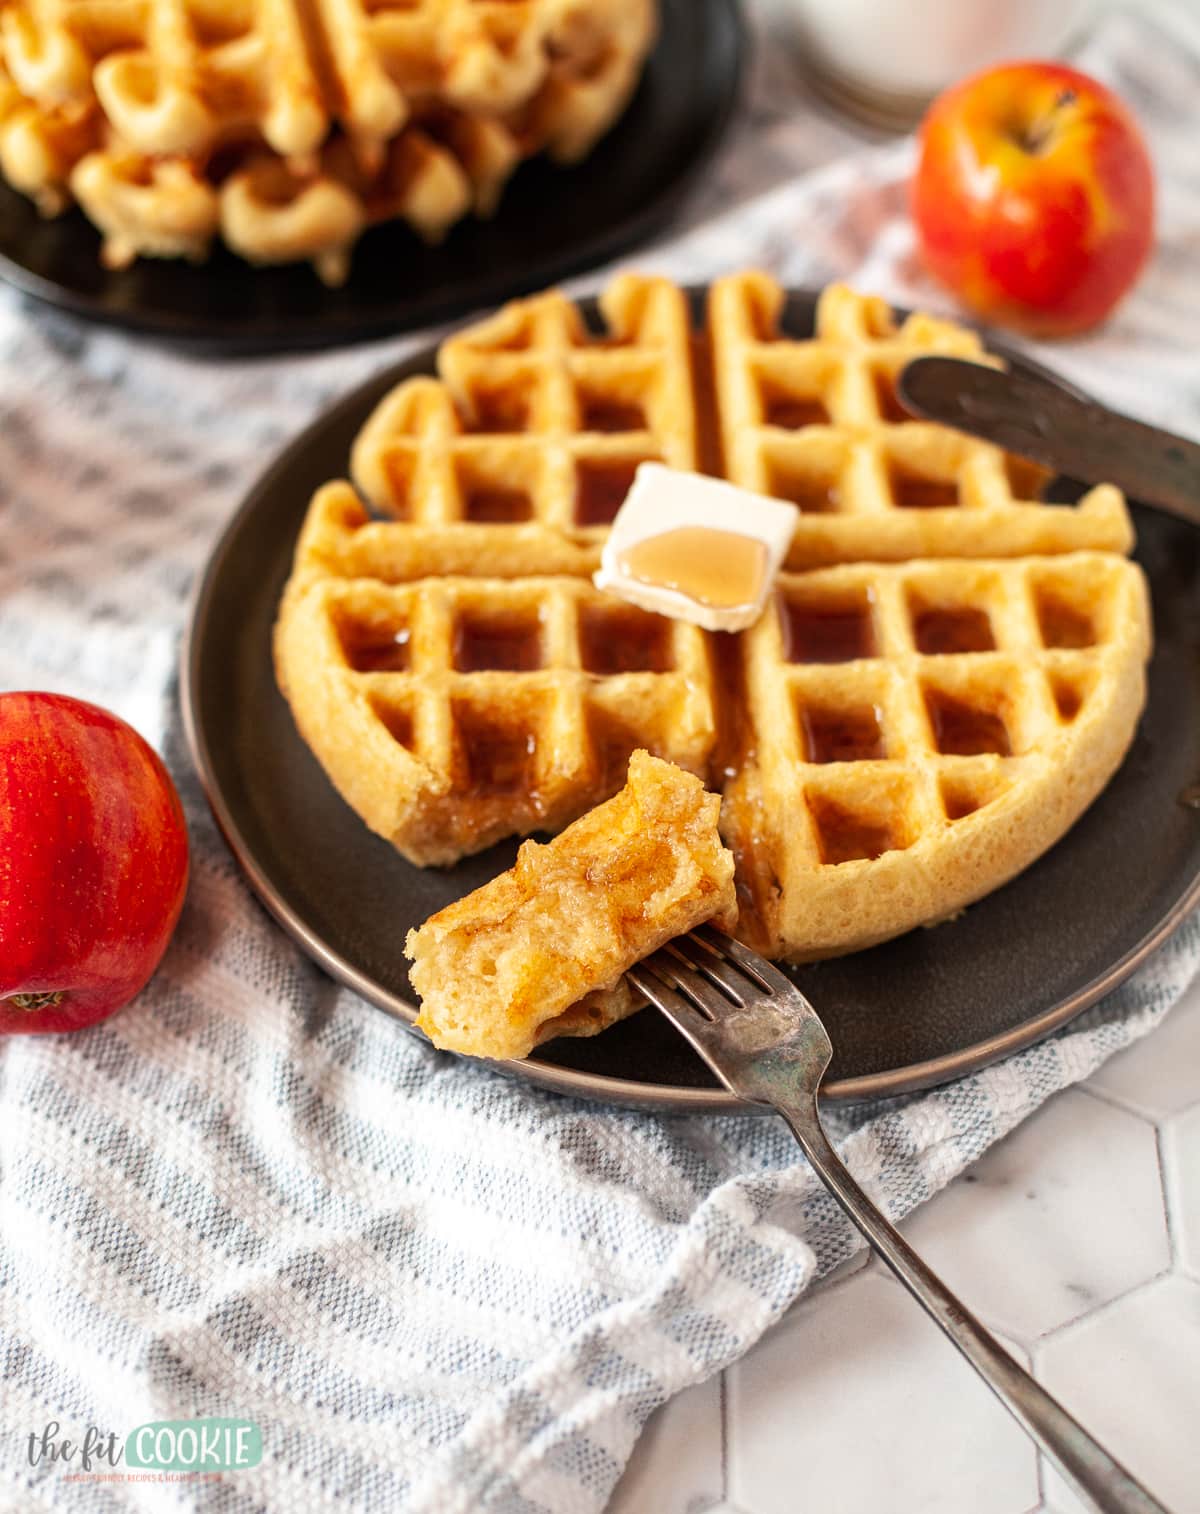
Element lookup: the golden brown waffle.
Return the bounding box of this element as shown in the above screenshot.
[2,0,328,159]
[725,552,1151,958]
[339,273,1136,584]
[277,271,1152,970]
[0,51,94,212]
[407,750,736,1060]
[274,571,717,866]
[350,274,697,567]
[711,272,1133,567]
[0,0,656,277]
[68,111,523,277]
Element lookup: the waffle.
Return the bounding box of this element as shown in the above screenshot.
[277,272,1152,969]
[274,570,716,866]
[724,551,1151,959]
[0,0,656,278]
[406,750,737,1060]
[68,110,522,277]
[711,272,1133,567]
[349,274,697,571]
[341,273,1135,584]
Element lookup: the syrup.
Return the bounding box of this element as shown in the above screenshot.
[783,599,876,663]
[458,710,535,795]
[809,795,899,864]
[940,782,982,821]
[619,527,768,610]
[1050,677,1083,722]
[764,390,829,429]
[575,458,643,526]
[690,335,725,478]
[582,396,647,433]
[464,487,533,523]
[889,463,959,510]
[372,699,414,749]
[588,710,646,790]
[1036,594,1094,649]
[800,704,886,764]
[1005,456,1048,500]
[579,604,673,675]
[926,690,1011,756]
[771,470,841,514]
[913,606,995,655]
[464,386,532,434]
[454,616,542,672]
[342,623,411,672]
[873,371,911,424]
[382,455,414,518]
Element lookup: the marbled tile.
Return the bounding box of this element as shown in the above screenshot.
[1037,1275,1200,1514]
[1163,1103,1200,1279]
[726,1270,1038,1514]
[608,1374,724,1514]
[1086,977,1200,1121]
[896,1088,1169,1341]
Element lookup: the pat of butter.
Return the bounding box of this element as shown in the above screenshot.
[593,462,799,632]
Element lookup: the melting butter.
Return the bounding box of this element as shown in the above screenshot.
[593,462,799,633]
[619,527,768,610]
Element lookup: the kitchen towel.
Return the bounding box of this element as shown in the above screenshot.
[2,7,1199,1512]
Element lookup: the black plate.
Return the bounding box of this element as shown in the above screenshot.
[182,288,1200,1109]
[0,0,744,354]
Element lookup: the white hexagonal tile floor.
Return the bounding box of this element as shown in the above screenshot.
[727,1270,1038,1514]
[1038,1275,1200,1514]
[895,1087,1170,1342]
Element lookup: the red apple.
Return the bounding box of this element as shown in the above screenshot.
[912,62,1155,336]
[0,692,189,1035]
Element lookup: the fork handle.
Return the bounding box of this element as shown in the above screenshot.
[777,1091,1170,1514]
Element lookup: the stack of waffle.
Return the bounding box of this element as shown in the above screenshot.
[275,272,1151,968]
[0,0,657,282]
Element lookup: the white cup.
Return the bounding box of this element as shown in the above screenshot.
[770,0,1094,125]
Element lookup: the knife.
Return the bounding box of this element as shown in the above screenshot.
[898,355,1200,528]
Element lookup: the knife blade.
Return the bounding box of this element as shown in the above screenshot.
[898,355,1200,528]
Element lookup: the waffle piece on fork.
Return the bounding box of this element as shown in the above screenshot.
[406,750,736,1060]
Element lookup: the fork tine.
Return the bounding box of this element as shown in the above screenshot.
[692,924,801,997]
[627,960,718,1035]
[668,934,757,1005]
[645,947,739,1020]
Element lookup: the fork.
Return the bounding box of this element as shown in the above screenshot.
[627,926,1171,1514]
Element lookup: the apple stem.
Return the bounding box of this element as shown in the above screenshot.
[1021,90,1078,155]
[6,991,65,1011]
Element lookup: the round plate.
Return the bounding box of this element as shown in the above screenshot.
[182,288,1200,1110]
[0,0,744,354]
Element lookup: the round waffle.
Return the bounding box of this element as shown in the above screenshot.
[274,272,1152,968]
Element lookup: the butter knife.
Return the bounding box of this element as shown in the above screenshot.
[898,355,1200,527]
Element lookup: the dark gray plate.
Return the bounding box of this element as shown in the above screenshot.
[0,0,743,354]
[182,288,1200,1109]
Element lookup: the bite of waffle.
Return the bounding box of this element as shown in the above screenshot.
[407,749,736,1059]
[0,0,657,281]
[275,271,1152,979]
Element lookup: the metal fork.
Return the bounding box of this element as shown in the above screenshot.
[627,926,1171,1514]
